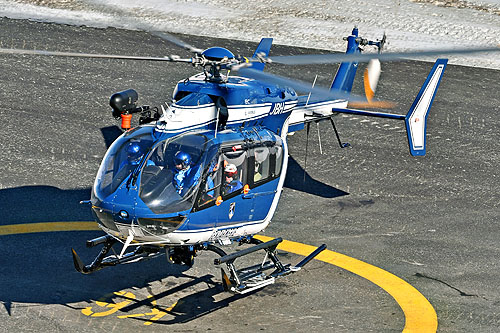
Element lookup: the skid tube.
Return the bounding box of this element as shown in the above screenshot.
[71,235,163,274]
[210,237,327,294]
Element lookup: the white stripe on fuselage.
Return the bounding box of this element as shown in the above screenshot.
[289,99,347,126]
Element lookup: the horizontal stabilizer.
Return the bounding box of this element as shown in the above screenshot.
[405,59,448,156]
[330,59,447,156]
[331,107,405,120]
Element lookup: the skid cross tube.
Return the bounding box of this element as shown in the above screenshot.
[214,237,282,265]
[294,243,327,268]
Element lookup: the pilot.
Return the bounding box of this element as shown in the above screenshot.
[120,142,154,169]
[223,163,243,194]
[172,151,200,195]
[126,142,143,165]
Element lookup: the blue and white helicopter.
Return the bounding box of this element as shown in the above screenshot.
[2,28,497,294]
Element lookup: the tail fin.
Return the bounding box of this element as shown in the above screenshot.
[330,28,360,94]
[405,59,448,156]
[251,38,273,71]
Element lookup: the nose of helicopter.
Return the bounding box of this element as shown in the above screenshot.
[91,202,136,236]
[91,205,119,232]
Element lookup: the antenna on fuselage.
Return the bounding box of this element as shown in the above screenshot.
[303,122,311,183]
[214,107,220,138]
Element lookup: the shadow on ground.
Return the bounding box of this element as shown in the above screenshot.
[284,156,348,198]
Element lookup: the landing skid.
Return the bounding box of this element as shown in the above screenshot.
[71,235,326,295]
[71,235,163,274]
[209,237,327,295]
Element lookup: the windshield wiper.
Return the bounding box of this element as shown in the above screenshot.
[126,148,153,188]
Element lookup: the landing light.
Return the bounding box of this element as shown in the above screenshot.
[119,210,129,219]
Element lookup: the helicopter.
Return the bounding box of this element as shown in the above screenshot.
[2,27,498,294]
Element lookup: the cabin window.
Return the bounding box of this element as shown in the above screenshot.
[194,144,249,210]
[273,144,283,177]
[253,146,271,184]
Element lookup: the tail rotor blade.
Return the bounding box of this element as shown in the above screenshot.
[363,59,381,102]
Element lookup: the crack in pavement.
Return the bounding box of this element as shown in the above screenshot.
[415,273,480,298]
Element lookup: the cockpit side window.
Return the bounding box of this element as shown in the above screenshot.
[195,153,224,209]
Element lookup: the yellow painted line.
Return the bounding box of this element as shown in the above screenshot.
[254,235,437,333]
[0,222,437,332]
[0,221,100,235]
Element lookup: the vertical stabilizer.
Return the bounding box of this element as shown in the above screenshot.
[330,28,360,94]
[251,38,273,71]
[405,59,448,156]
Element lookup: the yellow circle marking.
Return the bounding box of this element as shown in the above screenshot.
[1,222,437,332]
[254,235,437,333]
[0,221,99,235]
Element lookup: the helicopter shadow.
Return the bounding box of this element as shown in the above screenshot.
[100,125,124,148]
[284,156,348,198]
[0,185,200,314]
[0,183,258,324]
[114,273,254,325]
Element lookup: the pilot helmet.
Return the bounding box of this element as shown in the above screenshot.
[126,142,142,161]
[224,163,238,178]
[174,151,191,169]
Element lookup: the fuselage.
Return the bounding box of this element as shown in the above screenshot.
[89,27,366,248]
[91,75,298,246]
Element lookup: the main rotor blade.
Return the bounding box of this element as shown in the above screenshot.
[0,47,193,62]
[269,46,500,65]
[150,31,204,55]
[233,65,365,102]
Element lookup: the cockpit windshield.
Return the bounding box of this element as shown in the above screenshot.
[93,126,155,201]
[139,131,218,214]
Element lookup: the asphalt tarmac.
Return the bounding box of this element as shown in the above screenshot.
[1,17,499,332]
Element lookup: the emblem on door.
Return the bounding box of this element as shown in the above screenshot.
[229,202,236,219]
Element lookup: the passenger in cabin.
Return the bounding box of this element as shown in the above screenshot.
[253,147,269,182]
[172,151,201,195]
[223,163,243,195]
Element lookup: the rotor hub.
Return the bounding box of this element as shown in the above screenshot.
[201,47,235,61]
